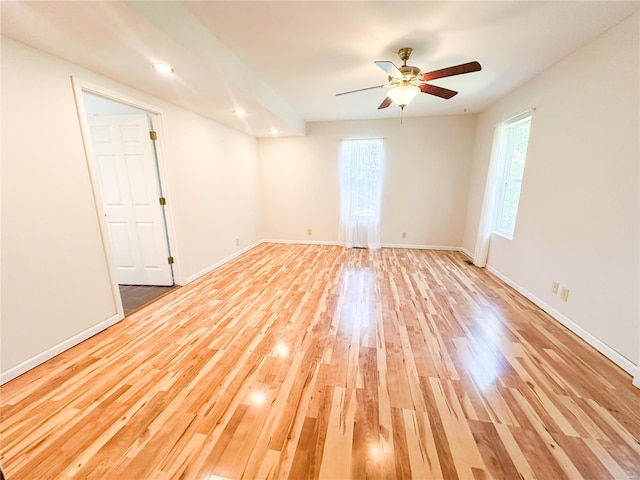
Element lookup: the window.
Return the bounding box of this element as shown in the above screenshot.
[342,139,382,218]
[338,139,383,249]
[495,115,531,238]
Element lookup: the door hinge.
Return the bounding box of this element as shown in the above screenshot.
[159,197,167,206]
[168,256,175,265]
[149,131,158,141]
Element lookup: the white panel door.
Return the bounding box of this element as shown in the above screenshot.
[89,114,173,286]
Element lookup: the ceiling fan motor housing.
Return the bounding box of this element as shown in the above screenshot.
[388,66,421,85]
[399,65,420,82]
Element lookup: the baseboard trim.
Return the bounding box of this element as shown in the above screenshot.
[460,247,473,258]
[382,244,462,251]
[0,313,123,385]
[262,239,339,246]
[486,265,637,376]
[263,240,465,251]
[185,241,263,284]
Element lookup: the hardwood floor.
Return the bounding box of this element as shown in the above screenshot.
[1,243,639,479]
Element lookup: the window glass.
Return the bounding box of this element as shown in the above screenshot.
[495,116,532,238]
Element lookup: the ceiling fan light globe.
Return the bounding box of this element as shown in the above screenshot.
[387,85,421,107]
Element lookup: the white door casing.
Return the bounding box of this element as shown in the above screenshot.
[88,114,173,286]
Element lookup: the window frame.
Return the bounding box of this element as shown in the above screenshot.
[493,115,532,239]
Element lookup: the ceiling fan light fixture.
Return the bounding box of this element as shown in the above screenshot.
[387,84,421,108]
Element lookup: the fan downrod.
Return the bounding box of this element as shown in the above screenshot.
[397,47,413,66]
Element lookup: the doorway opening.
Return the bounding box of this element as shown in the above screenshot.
[118,285,176,316]
[82,91,177,315]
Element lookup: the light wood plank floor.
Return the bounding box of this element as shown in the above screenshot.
[1,244,639,479]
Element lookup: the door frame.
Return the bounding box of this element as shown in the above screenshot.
[71,77,183,319]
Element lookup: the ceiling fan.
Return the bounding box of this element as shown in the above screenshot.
[336,48,481,110]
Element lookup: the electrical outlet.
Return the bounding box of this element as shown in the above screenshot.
[236,238,240,246]
[560,287,570,302]
[552,282,559,294]
[308,229,312,236]
[402,232,407,239]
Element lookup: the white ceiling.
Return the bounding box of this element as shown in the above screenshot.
[2,1,638,137]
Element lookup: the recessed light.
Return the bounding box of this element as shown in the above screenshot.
[235,108,247,117]
[152,64,174,74]
[270,128,280,135]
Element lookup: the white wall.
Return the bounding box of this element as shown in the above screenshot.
[463,13,639,372]
[259,116,477,248]
[1,37,261,380]
[167,109,260,281]
[1,38,116,379]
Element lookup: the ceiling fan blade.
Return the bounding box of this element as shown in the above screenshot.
[374,60,403,79]
[420,83,458,99]
[377,97,393,110]
[420,61,481,82]
[336,84,386,96]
